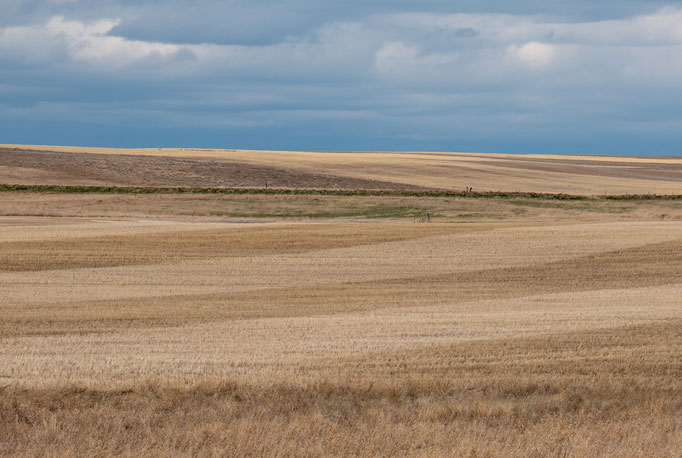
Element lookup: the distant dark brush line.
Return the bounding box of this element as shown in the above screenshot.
[1,184,682,200]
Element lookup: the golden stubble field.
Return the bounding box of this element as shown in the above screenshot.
[1,198,682,456]
[2,146,682,456]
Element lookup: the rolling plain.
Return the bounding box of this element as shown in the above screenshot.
[1,145,682,457]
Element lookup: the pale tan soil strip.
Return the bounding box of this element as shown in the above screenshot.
[0,217,266,243]
[0,222,472,271]
[2,283,681,389]
[5,144,682,165]
[3,235,681,338]
[2,222,681,308]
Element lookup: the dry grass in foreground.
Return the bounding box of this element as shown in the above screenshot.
[2,321,681,457]
[1,196,682,456]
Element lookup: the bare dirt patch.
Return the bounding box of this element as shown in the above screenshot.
[0,148,426,190]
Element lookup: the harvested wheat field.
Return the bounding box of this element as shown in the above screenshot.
[2,147,682,457]
[4,144,682,194]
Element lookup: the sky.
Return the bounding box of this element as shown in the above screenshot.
[1,0,682,154]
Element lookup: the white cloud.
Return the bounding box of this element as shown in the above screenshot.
[509,41,555,67]
[552,7,682,46]
[375,41,418,72]
[2,7,682,81]
[0,16,196,68]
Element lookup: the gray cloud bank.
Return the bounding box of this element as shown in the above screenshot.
[1,0,681,153]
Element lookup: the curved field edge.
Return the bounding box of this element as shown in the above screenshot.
[5,145,682,195]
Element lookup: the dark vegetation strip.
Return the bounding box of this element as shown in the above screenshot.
[2,184,682,200]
